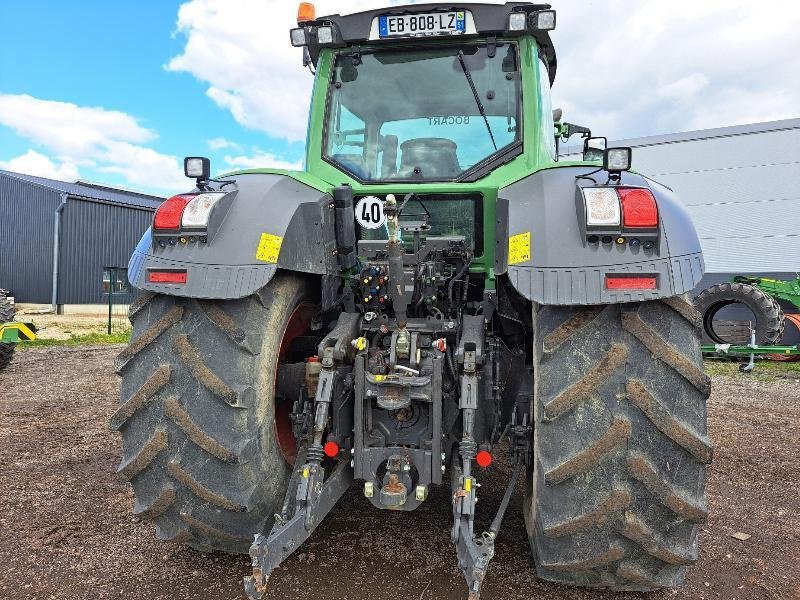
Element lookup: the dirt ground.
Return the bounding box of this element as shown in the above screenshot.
[1,346,798,600]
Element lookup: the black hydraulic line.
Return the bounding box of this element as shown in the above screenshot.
[448,258,471,304]
[457,50,497,151]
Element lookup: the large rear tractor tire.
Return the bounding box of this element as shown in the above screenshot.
[694,282,784,345]
[112,274,316,553]
[525,297,712,590]
[0,292,16,371]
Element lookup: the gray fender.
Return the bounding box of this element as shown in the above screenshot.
[128,174,336,299]
[496,166,704,305]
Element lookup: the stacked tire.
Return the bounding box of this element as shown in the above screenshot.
[694,282,784,345]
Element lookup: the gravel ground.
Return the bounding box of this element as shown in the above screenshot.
[1,346,798,600]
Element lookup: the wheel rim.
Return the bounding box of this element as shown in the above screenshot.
[274,302,316,465]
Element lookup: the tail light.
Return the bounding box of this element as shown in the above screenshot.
[154,194,194,230]
[618,188,658,228]
[581,187,659,230]
[582,188,621,226]
[153,192,225,231]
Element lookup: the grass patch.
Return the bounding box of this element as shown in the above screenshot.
[704,358,800,381]
[21,331,131,348]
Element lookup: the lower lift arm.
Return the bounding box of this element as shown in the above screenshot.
[451,315,530,599]
[244,315,360,600]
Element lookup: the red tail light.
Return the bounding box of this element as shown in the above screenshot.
[606,275,657,290]
[618,188,658,228]
[147,270,187,284]
[153,194,195,230]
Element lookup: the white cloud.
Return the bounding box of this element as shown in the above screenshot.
[208,136,242,151]
[0,149,80,181]
[169,0,800,143]
[0,93,187,193]
[0,94,154,158]
[167,0,416,142]
[223,151,303,171]
[551,0,800,139]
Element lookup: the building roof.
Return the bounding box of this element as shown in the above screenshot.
[561,118,800,156]
[0,170,164,210]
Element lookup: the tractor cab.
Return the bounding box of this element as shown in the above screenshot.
[294,3,559,189]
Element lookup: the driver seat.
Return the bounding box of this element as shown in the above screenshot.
[397,138,460,178]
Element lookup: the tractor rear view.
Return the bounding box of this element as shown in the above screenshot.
[112,3,712,597]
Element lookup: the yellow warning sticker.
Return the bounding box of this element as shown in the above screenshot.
[255,233,283,263]
[508,232,531,265]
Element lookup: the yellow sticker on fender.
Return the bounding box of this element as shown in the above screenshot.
[256,233,283,263]
[508,232,531,265]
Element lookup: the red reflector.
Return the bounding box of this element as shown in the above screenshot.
[606,276,657,290]
[147,270,187,284]
[476,450,492,468]
[323,441,340,458]
[618,188,658,228]
[153,194,195,230]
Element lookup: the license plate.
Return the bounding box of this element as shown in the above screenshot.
[378,11,466,38]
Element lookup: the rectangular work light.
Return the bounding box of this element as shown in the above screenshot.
[290,27,309,47]
[507,12,527,31]
[184,156,210,180]
[532,10,556,31]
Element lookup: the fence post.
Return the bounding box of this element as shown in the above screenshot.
[107,269,115,335]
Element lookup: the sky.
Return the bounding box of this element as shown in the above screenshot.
[0,0,798,196]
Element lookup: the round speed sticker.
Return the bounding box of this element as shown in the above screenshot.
[355,196,385,229]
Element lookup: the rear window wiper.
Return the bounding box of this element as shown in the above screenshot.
[457,50,497,151]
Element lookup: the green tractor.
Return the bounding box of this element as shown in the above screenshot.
[113,3,711,597]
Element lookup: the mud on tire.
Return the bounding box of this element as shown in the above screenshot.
[525,297,712,590]
[112,274,312,553]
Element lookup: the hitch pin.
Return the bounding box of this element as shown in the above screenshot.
[393,365,420,376]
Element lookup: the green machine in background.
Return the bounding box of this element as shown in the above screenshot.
[0,290,36,372]
[733,275,800,310]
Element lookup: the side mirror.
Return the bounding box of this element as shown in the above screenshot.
[583,136,607,162]
[604,147,632,173]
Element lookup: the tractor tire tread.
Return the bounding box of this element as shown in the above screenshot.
[114,274,306,554]
[527,297,710,591]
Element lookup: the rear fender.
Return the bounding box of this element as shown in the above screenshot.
[496,166,704,305]
[128,173,336,299]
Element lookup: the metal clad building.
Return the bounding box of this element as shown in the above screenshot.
[561,118,800,289]
[0,170,162,305]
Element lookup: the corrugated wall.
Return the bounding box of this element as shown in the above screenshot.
[58,198,153,304]
[0,175,59,302]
